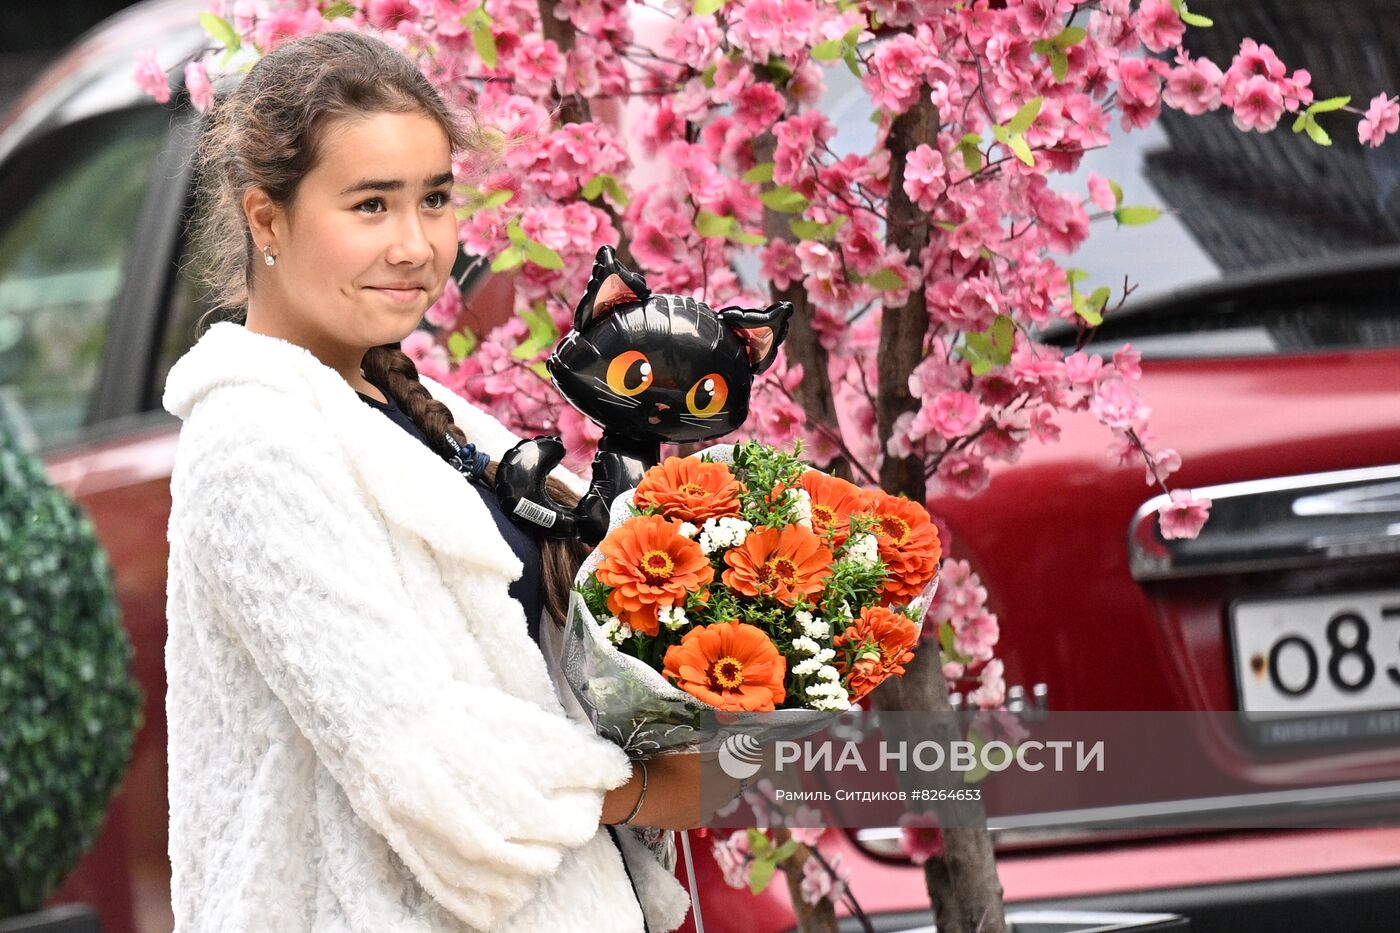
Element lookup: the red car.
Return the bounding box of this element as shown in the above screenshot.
[4,2,1397,931]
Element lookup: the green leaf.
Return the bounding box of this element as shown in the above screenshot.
[1054,26,1087,48]
[695,210,734,239]
[601,175,631,207]
[512,303,560,359]
[322,1,355,19]
[1304,117,1333,146]
[1108,179,1124,206]
[1007,134,1034,167]
[1309,95,1351,114]
[1049,48,1068,83]
[1181,9,1214,27]
[523,239,565,270]
[1007,96,1044,134]
[864,267,904,291]
[582,176,605,200]
[701,64,717,89]
[843,47,862,78]
[733,229,768,246]
[470,6,498,68]
[991,124,1011,145]
[528,361,551,380]
[760,186,809,213]
[1088,286,1111,316]
[1292,111,1309,134]
[790,217,845,241]
[959,133,983,173]
[1114,206,1161,226]
[812,37,845,61]
[746,828,772,853]
[749,858,777,895]
[490,246,524,272]
[934,220,958,233]
[990,314,1014,355]
[482,189,513,210]
[447,329,477,361]
[694,0,726,14]
[1065,267,1089,285]
[742,162,775,184]
[962,728,992,784]
[507,221,527,245]
[772,839,801,862]
[198,12,240,52]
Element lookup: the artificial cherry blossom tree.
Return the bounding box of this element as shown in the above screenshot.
[136,1,1396,930]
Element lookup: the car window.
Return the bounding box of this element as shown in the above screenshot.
[151,227,218,407]
[1040,265,1400,359]
[0,106,168,447]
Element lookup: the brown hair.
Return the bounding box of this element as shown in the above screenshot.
[190,30,587,626]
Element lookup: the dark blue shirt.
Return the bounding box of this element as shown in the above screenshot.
[355,385,545,646]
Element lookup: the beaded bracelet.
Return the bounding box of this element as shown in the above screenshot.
[620,759,650,826]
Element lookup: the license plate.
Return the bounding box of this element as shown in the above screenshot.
[1231,589,1400,719]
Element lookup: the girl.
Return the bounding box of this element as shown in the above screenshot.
[163,31,694,932]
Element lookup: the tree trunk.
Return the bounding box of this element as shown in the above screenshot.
[873,84,1008,933]
[773,829,842,933]
[752,133,851,481]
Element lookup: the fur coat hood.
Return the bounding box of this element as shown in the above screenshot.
[161,321,689,932]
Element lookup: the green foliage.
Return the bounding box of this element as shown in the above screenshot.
[0,422,142,918]
[731,440,809,527]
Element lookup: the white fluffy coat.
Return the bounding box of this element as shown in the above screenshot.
[162,321,690,932]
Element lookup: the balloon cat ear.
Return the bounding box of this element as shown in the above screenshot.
[718,301,794,374]
[574,245,651,331]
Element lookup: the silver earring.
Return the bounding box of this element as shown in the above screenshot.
[262,245,276,267]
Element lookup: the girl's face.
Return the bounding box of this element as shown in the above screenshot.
[257,110,458,357]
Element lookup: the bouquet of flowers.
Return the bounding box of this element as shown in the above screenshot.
[560,441,942,757]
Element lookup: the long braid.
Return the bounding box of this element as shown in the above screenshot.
[362,344,590,628]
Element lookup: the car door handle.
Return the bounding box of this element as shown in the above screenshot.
[1128,465,1400,581]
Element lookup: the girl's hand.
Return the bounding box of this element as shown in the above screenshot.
[601,752,743,831]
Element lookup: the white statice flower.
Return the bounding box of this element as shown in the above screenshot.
[805,677,851,710]
[698,516,753,555]
[791,635,822,655]
[788,487,813,529]
[844,532,880,567]
[811,694,852,712]
[614,623,634,644]
[597,615,622,642]
[792,656,824,677]
[812,647,836,666]
[677,521,699,539]
[658,604,688,631]
[800,614,830,640]
[815,663,841,681]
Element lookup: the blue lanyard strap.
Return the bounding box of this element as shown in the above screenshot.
[442,432,490,482]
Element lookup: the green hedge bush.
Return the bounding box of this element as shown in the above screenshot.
[0,421,142,918]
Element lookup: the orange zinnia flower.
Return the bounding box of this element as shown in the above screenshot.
[634,456,743,524]
[595,515,714,635]
[721,524,834,607]
[663,620,787,711]
[799,470,869,546]
[833,605,920,698]
[861,490,942,603]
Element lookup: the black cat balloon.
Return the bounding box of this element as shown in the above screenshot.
[493,245,793,544]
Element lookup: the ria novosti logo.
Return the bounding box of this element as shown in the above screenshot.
[718,733,764,779]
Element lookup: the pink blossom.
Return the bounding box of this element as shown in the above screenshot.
[1158,490,1212,539]
[1133,0,1184,54]
[1222,38,1286,107]
[800,852,848,906]
[903,144,947,210]
[760,240,803,291]
[1090,377,1149,431]
[733,82,786,133]
[863,34,930,113]
[1115,56,1163,129]
[512,37,563,96]
[925,391,981,440]
[796,240,839,280]
[1113,343,1143,381]
[898,811,944,866]
[1087,173,1116,211]
[253,8,325,52]
[1064,351,1104,387]
[132,49,169,103]
[1229,74,1285,132]
[183,59,214,112]
[954,610,999,661]
[934,450,991,498]
[401,330,450,378]
[424,277,464,329]
[711,830,752,890]
[967,658,1006,709]
[1145,447,1182,485]
[365,0,421,30]
[557,405,602,474]
[1163,54,1223,115]
[1359,93,1400,147]
[1028,408,1061,445]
